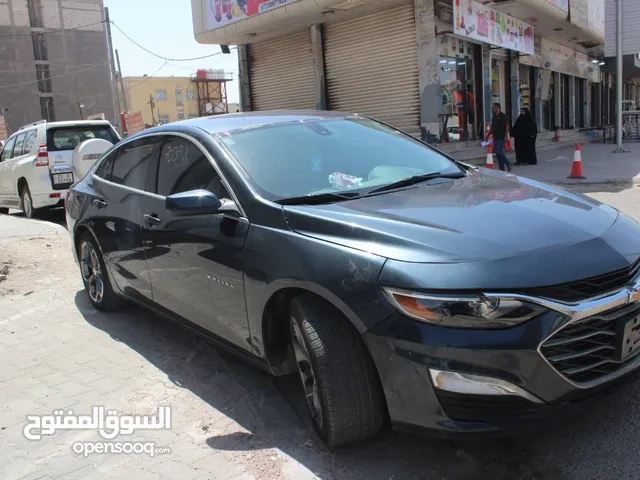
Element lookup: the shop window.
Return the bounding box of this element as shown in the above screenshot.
[439,55,477,143]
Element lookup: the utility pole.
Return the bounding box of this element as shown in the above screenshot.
[148,93,156,124]
[104,8,123,135]
[115,49,128,114]
[615,0,625,152]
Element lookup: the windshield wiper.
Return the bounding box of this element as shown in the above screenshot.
[365,171,466,195]
[277,191,362,206]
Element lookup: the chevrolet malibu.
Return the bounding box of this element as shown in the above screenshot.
[66,111,640,447]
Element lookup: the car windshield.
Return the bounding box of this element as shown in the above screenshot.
[215,117,462,200]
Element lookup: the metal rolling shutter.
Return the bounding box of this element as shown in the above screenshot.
[249,30,316,111]
[324,6,420,134]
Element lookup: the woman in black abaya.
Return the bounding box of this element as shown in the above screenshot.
[512,108,538,165]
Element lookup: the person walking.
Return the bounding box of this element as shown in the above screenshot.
[512,108,538,165]
[487,103,512,172]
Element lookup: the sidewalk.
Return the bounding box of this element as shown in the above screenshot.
[508,141,640,186]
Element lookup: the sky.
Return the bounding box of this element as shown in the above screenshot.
[104,0,240,104]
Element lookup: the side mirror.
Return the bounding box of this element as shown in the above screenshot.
[165,189,222,216]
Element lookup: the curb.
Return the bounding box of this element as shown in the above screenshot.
[0,213,68,238]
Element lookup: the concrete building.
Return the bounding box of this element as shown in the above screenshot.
[0,0,115,135]
[119,72,233,126]
[191,0,629,160]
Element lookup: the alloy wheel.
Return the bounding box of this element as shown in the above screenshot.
[290,317,323,429]
[22,190,32,218]
[80,242,104,304]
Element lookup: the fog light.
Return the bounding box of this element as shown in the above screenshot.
[429,369,542,403]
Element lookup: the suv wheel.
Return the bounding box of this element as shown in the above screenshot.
[79,233,120,311]
[20,185,35,218]
[289,294,385,447]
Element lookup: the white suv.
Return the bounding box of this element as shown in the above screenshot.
[0,120,120,217]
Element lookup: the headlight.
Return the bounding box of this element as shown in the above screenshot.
[383,287,547,329]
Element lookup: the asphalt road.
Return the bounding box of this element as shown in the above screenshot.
[3,185,640,480]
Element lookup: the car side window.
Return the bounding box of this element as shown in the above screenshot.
[0,136,16,162]
[110,137,162,192]
[156,136,230,199]
[22,130,38,156]
[12,133,26,157]
[93,152,116,181]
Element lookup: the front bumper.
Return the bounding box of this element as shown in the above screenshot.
[364,285,640,436]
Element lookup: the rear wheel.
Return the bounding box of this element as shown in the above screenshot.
[289,294,385,447]
[20,184,35,218]
[79,233,120,311]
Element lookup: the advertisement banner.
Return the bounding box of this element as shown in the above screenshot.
[541,38,575,75]
[519,35,542,67]
[545,0,568,12]
[574,52,589,79]
[206,0,296,30]
[0,115,6,141]
[587,63,601,83]
[123,111,144,135]
[453,0,534,55]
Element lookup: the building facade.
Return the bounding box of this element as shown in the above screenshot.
[0,0,115,136]
[191,0,634,148]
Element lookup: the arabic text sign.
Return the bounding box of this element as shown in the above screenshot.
[453,0,534,55]
[206,0,297,31]
[23,405,172,441]
[124,111,144,134]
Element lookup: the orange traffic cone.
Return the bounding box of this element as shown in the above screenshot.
[485,144,494,169]
[567,144,586,179]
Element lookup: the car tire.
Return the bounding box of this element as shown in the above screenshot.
[20,184,36,219]
[78,233,120,312]
[0,207,8,214]
[289,294,385,447]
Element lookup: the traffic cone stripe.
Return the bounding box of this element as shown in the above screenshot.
[567,143,586,179]
[486,145,494,169]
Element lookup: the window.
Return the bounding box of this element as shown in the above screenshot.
[0,136,16,162]
[94,152,115,181]
[177,112,185,121]
[187,90,197,100]
[31,32,48,61]
[218,117,460,200]
[40,97,55,122]
[12,133,26,158]
[111,137,162,191]
[155,90,167,101]
[36,65,52,93]
[156,136,228,199]
[175,87,184,106]
[47,126,119,152]
[22,129,38,155]
[27,0,43,28]
[158,114,169,124]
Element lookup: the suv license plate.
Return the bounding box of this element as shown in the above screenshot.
[53,173,73,185]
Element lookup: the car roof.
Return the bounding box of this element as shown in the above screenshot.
[17,120,113,132]
[144,110,361,136]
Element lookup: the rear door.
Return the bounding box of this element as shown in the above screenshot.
[47,123,120,190]
[89,135,162,304]
[0,135,17,200]
[141,134,251,350]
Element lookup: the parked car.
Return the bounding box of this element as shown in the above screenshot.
[66,111,640,447]
[0,119,120,217]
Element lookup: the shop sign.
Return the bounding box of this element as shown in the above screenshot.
[453,0,534,55]
[569,0,589,30]
[519,36,542,67]
[206,0,295,30]
[545,0,568,13]
[541,38,575,75]
[123,111,144,135]
[574,52,589,79]
[439,36,475,59]
[587,63,601,83]
[0,115,6,141]
[588,0,604,36]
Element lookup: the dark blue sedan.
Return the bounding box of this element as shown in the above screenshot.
[66,111,640,446]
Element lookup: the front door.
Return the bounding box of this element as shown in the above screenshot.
[142,134,251,352]
[89,136,163,303]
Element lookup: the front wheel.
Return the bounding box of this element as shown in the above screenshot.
[79,233,120,311]
[289,294,385,447]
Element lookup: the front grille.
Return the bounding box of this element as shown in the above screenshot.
[540,303,640,384]
[523,258,640,303]
[436,391,543,425]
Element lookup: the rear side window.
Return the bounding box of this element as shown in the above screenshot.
[46,126,119,152]
[0,136,16,162]
[110,137,162,191]
[21,130,38,155]
[12,133,26,157]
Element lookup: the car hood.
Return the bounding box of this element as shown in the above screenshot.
[283,170,627,270]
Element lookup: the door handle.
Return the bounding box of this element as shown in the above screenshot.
[93,198,107,209]
[143,213,161,226]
